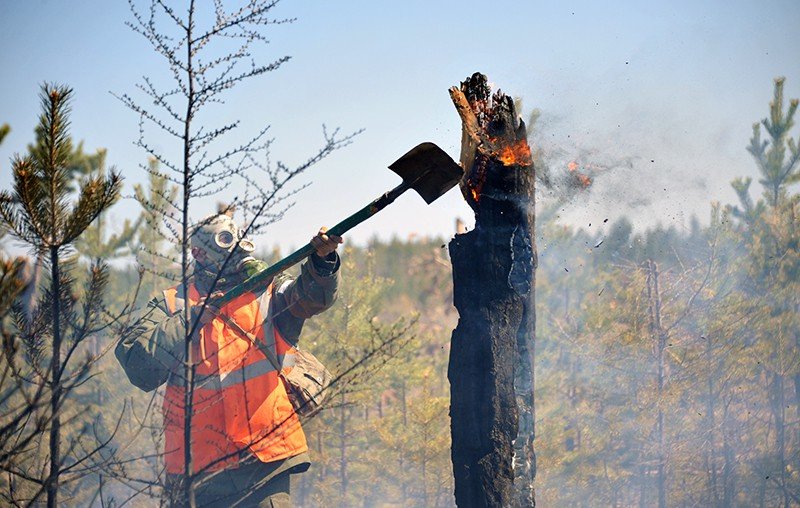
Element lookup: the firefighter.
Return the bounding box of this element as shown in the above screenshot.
[115,211,342,507]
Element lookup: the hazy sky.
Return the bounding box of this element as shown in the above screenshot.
[1,0,799,253]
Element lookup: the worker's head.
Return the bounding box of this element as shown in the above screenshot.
[191,211,255,276]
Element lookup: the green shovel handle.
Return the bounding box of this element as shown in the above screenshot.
[210,180,411,306]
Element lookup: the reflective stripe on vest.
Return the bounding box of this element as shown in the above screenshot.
[165,354,297,390]
[160,281,307,474]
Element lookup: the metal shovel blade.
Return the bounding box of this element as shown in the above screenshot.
[388,142,464,204]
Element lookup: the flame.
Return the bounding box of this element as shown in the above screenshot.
[467,138,532,205]
[498,139,532,167]
[567,161,578,172]
[466,174,485,205]
[577,174,592,187]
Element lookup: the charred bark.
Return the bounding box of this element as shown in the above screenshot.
[448,73,536,507]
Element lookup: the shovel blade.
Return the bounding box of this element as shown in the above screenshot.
[388,142,463,204]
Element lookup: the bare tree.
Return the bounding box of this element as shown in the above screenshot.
[116,1,356,505]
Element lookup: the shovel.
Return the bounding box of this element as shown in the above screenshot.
[211,142,464,305]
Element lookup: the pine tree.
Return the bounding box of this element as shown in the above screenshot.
[132,161,180,298]
[745,78,800,208]
[297,253,420,505]
[0,84,121,507]
[71,148,141,261]
[729,77,800,507]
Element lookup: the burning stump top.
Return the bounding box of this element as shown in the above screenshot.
[449,73,533,224]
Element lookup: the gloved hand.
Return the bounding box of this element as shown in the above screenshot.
[310,226,343,257]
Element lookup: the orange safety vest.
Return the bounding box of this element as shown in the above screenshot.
[161,281,307,475]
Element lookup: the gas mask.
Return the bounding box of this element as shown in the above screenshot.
[191,214,256,280]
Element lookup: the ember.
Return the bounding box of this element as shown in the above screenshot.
[566,160,592,188]
[469,185,480,203]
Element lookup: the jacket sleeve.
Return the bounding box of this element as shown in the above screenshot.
[114,297,187,392]
[272,251,340,344]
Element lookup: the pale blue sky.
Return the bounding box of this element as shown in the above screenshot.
[1,0,799,253]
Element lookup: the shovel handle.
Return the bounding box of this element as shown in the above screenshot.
[210,180,411,306]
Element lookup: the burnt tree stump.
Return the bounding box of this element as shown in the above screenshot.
[448,73,536,507]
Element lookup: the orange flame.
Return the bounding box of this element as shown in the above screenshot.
[497,139,532,167]
[467,139,532,205]
[567,161,578,172]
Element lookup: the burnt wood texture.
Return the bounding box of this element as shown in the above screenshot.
[448,72,537,507]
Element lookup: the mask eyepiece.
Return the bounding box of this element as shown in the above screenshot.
[215,230,235,249]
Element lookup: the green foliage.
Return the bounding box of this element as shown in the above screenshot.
[294,251,453,507]
[745,77,800,207]
[0,85,121,250]
[533,78,800,507]
[129,162,180,301]
[0,84,123,506]
[71,148,142,260]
